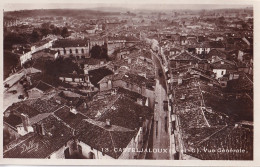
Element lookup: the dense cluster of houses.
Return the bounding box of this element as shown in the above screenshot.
[155,26,253,160]
[4,7,253,160]
[4,32,157,159]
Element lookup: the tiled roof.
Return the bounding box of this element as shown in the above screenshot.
[98,96,153,130]
[174,76,253,160]
[84,94,120,119]
[227,72,253,92]
[16,113,52,127]
[4,115,74,158]
[4,114,22,128]
[52,39,89,48]
[27,98,63,114]
[210,60,236,70]
[4,98,63,128]
[207,49,227,60]
[76,119,136,159]
[6,103,40,119]
[117,87,146,102]
[140,50,152,60]
[185,126,253,160]
[54,106,88,129]
[189,41,225,48]
[174,51,201,61]
[35,80,54,93]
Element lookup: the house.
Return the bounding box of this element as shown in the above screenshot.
[51,39,90,59]
[58,73,95,90]
[75,119,138,159]
[180,36,188,45]
[4,115,74,159]
[4,76,153,159]
[107,36,127,56]
[107,36,140,56]
[188,41,225,55]
[227,72,253,92]
[172,72,253,160]
[139,49,153,64]
[170,51,201,69]
[31,49,58,60]
[4,94,141,159]
[19,39,56,66]
[30,39,56,54]
[4,98,63,139]
[207,49,228,63]
[27,80,55,99]
[98,72,155,107]
[169,48,181,58]
[237,49,253,62]
[210,59,237,79]
[20,51,32,66]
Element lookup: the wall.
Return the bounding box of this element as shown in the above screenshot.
[144,88,155,109]
[112,80,127,89]
[20,52,32,65]
[213,69,226,79]
[195,48,211,54]
[49,145,66,159]
[16,125,34,136]
[52,47,89,57]
[79,141,114,159]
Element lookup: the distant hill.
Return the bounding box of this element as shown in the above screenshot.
[4,9,120,18]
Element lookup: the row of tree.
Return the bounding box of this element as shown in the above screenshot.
[4,22,70,50]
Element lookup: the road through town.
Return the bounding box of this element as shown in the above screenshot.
[151,50,170,160]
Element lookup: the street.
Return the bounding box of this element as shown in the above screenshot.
[151,50,170,160]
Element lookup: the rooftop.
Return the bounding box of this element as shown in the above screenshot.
[54,106,88,129]
[4,115,74,158]
[76,119,136,159]
[52,39,89,48]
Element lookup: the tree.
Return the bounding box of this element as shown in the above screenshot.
[52,27,61,35]
[31,29,41,43]
[41,22,51,29]
[41,28,50,37]
[90,45,102,58]
[61,27,70,38]
[90,45,108,59]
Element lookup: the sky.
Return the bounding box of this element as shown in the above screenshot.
[3,1,253,11]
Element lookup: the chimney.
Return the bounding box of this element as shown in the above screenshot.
[178,78,182,85]
[180,94,185,100]
[105,119,111,127]
[21,113,29,132]
[128,58,132,64]
[83,102,87,109]
[40,123,45,136]
[70,107,77,114]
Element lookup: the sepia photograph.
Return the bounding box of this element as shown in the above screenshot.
[2,0,255,164]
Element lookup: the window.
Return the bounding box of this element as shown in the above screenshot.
[64,48,66,54]
[57,49,60,54]
[221,71,224,75]
[70,49,72,54]
[81,48,84,53]
[76,49,78,54]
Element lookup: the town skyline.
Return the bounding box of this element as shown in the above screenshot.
[4,3,252,12]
